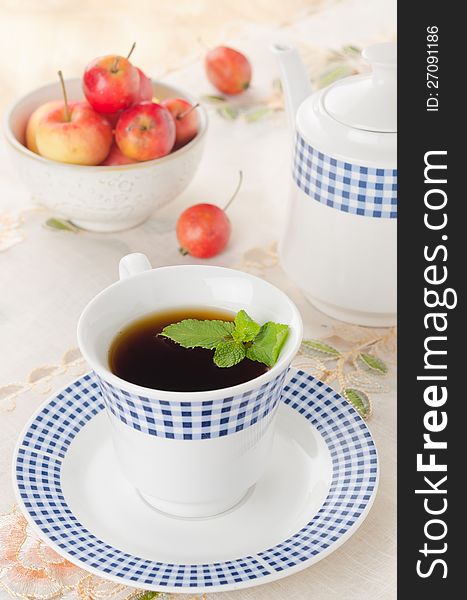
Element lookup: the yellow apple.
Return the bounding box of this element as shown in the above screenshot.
[25,101,62,153]
[36,102,113,165]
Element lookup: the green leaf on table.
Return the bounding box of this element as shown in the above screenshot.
[301,339,340,357]
[214,339,246,368]
[232,310,261,343]
[200,94,227,104]
[244,107,273,123]
[135,592,160,600]
[315,64,353,89]
[344,388,371,419]
[160,319,234,349]
[272,77,283,93]
[343,44,361,56]
[246,322,289,368]
[44,218,78,233]
[216,105,239,121]
[359,353,388,374]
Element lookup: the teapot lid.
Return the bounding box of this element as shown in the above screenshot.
[323,42,397,133]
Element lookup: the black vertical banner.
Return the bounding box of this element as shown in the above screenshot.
[398,2,463,597]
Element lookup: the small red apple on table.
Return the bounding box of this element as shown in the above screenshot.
[205,46,252,95]
[115,102,175,161]
[161,98,199,150]
[35,71,113,165]
[176,171,242,258]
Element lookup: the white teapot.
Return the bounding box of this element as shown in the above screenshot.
[273,43,397,326]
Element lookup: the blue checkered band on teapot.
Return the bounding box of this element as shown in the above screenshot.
[96,369,288,441]
[293,134,397,218]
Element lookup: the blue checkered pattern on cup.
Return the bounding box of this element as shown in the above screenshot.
[293,133,397,218]
[15,369,378,589]
[96,369,288,441]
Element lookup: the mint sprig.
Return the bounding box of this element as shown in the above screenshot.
[160,310,289,368]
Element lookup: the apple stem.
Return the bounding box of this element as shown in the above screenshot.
[112,42,136,73]
[57,71,70,122]
[127,42,136,60]
[111,56,120,73]
[223,170,243,212]
[177,103,200,120]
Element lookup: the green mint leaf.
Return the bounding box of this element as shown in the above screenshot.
[246,322,289,367]
[160,311,291,369]
[214,339,246,368]
[160,319,234,350]
[232,309,261,343]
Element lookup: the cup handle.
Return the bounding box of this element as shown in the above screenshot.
[119,253,152,280]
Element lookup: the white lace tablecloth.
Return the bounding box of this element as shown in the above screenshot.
[0,1,396,598]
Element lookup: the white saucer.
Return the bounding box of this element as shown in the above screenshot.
[13,369,378,593]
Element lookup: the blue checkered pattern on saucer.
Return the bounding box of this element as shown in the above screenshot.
[96,369,287,440]
[293,133,397,218]
[18,373,103,459]
[14,369,378,590]
[258,370,378,570]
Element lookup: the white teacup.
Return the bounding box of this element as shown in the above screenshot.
[77,253,303,518]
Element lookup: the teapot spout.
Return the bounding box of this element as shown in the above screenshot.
[271,44,312,130]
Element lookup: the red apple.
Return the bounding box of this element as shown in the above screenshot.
[205,46,252,95]
[115,102,175,161]
[176,204,231,258]
[135,67,153,103]
[25,100,63,153]
[176,172,242,258]
[161,98,199,150]
[105,111,122,128]
[83,55,140,114]
[36,101,113,165]
[100,142,137,166]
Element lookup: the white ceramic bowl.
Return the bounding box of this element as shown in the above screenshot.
[3,79,208,232]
